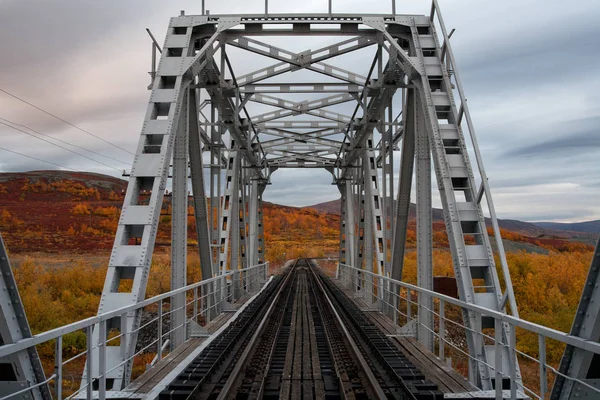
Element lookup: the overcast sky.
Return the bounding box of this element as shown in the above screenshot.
[0,0,599,222]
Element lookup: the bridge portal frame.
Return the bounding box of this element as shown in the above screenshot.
[79,1,524,396]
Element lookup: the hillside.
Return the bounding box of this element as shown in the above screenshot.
[0,171,127,252]
[534,220,600,234]
[0,171,340,257]
[0,171,595,255]
[307,198,598,245]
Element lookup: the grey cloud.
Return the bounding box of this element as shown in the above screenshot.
[1,0,599,222]
[264,168,337,206]
[509,130,600,158]
[521,210,595,222]
[489,171,576,190]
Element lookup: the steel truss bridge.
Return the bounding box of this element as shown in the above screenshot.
[1,1,599,399]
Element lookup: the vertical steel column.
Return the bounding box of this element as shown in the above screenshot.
[345,178,356,269]
[382,98,394,274]
[337,182,347,264]
[391,88,416,282]
[364,142,386,279]
[389,89,416,322]
[210,103,221,269]
[217,149,240,274]
[362,151,375,302]
[257,183,267,264]
[238,161,249,271]
[240,170,249,290]
[170,89,189,349]
[355,163,366,294]
[415,93,434,351]
[248,178,260,268]
[230,162,241,272]
[188,88,215,282]
[188,88,216,322]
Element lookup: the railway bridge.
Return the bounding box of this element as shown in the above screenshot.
[1,1,599,399]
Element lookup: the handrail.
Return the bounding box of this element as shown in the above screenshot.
[0,262,269,359]
[338,263,600,356]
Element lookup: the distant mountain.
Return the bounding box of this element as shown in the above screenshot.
[307,199,340,215]
[534,220,600,234]
[306,198,599,245]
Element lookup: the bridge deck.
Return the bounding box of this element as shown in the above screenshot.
[123,296,250,395]
[124,266,480,398]
[336,280,481,396]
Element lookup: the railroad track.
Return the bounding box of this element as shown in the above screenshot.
[159,260,443,400]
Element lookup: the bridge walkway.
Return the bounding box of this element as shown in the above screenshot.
[336,281,480,396]
[122,295,254,397]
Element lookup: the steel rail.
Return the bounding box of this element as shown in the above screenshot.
[307,263,389,399]
[215,260,298,399]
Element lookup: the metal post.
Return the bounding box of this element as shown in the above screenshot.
[99,320,107,400]
[360,152,375,303]
[248,179,259,268]
[510,324,517,399]
[86,325,93,399]
[407,290,412,322]
[539,334,547,399]
[232,270,240,301]
[120,314,127,360]
[415,94,434,352]
[495,318,503,400]
[390,89,416,323]
[158,299,163,361]
[338,183,347,264]
[210,102,220,269]
[171,90,189,350]
[193,287,199,322]
[391,88,416,282]
[241,173,249,270]
[345,180,355,269]
[230,163,241,273]
[55,336,63,400]
[382,98,394,275]
[257,185,266,264]
[265,262,269,281]
[188,88,215,285]
[439,300,445,360]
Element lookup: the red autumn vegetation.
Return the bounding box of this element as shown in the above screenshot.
[0,171,597,396]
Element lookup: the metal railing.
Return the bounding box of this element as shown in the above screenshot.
[0,262,269,400]
[336,262,600,400]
